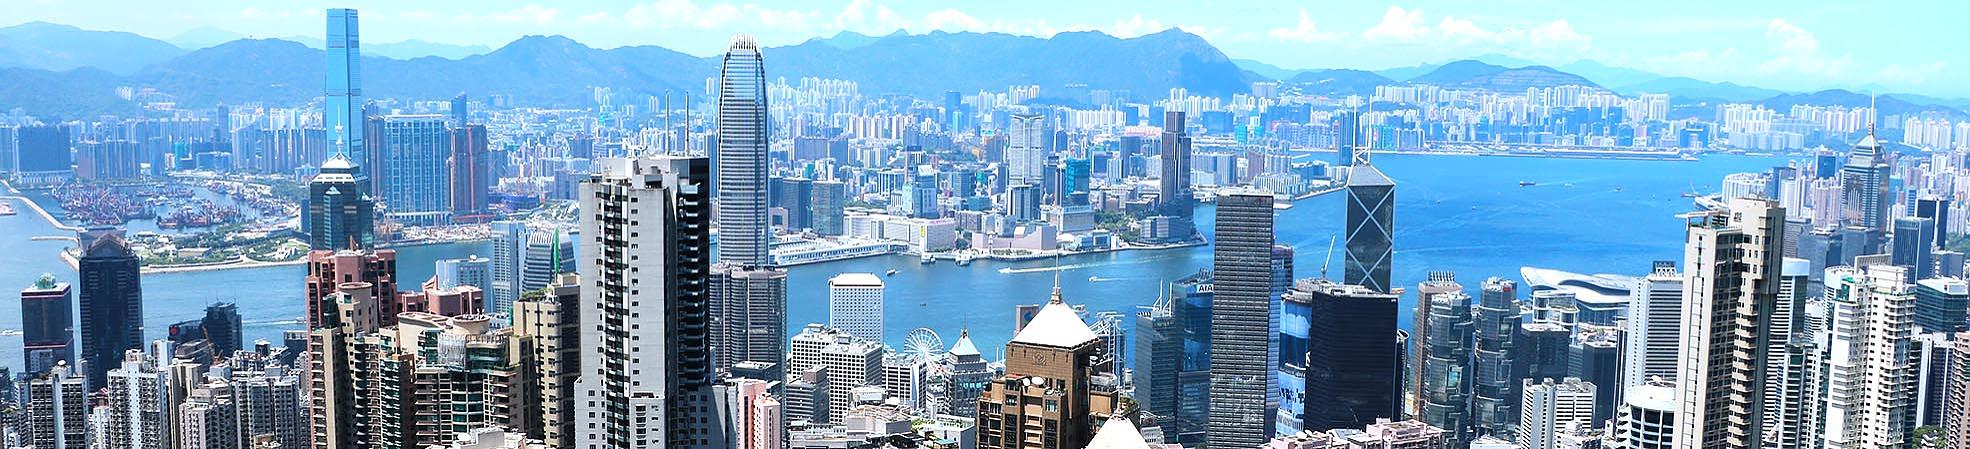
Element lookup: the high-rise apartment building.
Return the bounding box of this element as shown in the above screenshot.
[21,274,73,375]
[1344,162,1395,293]
[512,273,580,449]
[716,35,771,267]
[102,349,172,449]
[368,312,538,448]
[828,273,885,344]
[1516,378,1596,449]
[975,284,1122,449]
[1945,331,1970,449]
[304,154,374,250]
[1008,114,1047,186]
[78,228,143,389]
[722,378,782,449]
[178,385,238,449]
[1820,259,1916,449]
[304,249,398,330]
[24,362,86,449]
[575,156,722,449]
[1624,261,1682,393]
[325,9,365,172]
[1294,278,1401,432]
[1471,278,1520,439]
[1209,191,1276,448]
[710,264,787,375]
[379,115,450,218]
[787,324,883,422]
[308,281,385,449]
[1673,198,1782,449]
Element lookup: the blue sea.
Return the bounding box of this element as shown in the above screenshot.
[0,153,1790,372]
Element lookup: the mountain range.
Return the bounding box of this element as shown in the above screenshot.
[0,21,1963,120]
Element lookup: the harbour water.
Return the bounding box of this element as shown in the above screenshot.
[0,153,1788,372]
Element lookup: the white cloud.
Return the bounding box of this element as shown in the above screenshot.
[1107,14,1167,38]
[1875,62,1946,85]
[623,0,741,29]
[1362,6,1428,41]
[1267,9,1339,43]
[922,9,984,32]
[1755,18,1851,76]
[575,12,612,25]
[1435,16,1496,44]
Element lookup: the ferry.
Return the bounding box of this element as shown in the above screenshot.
[954,253,973,266]
[920,253,935,265]
[885,269,898,276]
[0,202,14,216]
[1518,181,1537,187]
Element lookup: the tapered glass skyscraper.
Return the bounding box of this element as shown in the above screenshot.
[1345,162,1395,293]
[716,35,770,267]
[325,9,363,167]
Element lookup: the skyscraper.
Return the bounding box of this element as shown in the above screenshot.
[304,154,373,250]
[1821,259,1917,449]
[1916,278,1969,334]
[325,9,364,170]
[1335,110,1359,166]
[1294,278,1400,432]
[1945,331,1970,447]
[448,124,491,218]
[575,156,723,449]
[102,350,171,449]
[1007,114,1047,186]
[1674,198,1782,449]
[709,264,787,376]
[488,222,575,316]
[1158,111,1195,239]
[1840,128,1890,232]
[78,228,143,389]
[24,362,86,449]
[827,273,885,344]
[1344,162,1395,293]
[379,115,449,218]
[787,324,882,423]
[20,274,73,376]
[1516,378,1597,449]
[512,273,581,449]
[1471,278,1520,439]
[1416,273,1474,447]
[1623,261,1682,393]
[716,35,771,267]
[1208,191,1275,448]
[309,279,384,449]
[1892,216,1937,280]
[203,302,242,357]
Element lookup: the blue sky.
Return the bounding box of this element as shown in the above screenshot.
[3,0,1960,96]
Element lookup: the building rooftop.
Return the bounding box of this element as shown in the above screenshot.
[948,329,980,357]
[829,272,884,287]
[1345,163,1394,187]
[1086,417,1150,449]
[1011,301,1099,348]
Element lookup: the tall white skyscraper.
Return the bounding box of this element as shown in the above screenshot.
[1820,258,1915,449]
[1624,261,1683,394]
[715,35,771,267]
[1517,377,1597,449]
[1006,114,1046,185]
[827,273,885,344]
[575,156,723,449]
[787,324,883,422]
[1674,198,1782,449]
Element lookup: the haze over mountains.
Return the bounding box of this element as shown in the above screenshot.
[0,21,1961,120]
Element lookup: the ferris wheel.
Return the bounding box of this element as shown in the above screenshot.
[902,328,944,362]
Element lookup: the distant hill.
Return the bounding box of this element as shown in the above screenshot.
[167,26,245,50]
[0,22,184,75]
[0,66,130,119]
[1287,69,1392,97]
[1618,77,1785,103]
[367,40,493,60]
[1557,60,1662,88]
[0,27,1256,114]
[1233,58,1301,81]
[1409,60,1599,91]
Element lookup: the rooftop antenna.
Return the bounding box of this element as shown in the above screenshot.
[1868,90,1878,136]
[1320,234,1337,279]
[1049,255,1064,304]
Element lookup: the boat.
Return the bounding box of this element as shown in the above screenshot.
[920,253,935,264]
[955,253,973,266]
[0,203,14,216]
[1518,181,1537,187]
[885,269,898,276]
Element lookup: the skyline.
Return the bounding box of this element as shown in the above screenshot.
[0,0,1962,97]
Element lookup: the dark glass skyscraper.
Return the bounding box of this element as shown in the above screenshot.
[1159,111,1195,239]
[202,302,242,357]
[448,124,491,218]
[1208,191,1275,447]
[1345,163,1396,293]
[20,274,73,376]
[1470,277,1521,438]
[325,9,364,168]
[77,228,143,388]
[1294,278,1399,432]
[1892,216,1936,280]
[716,35,771,267]
[304,154,373,250]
